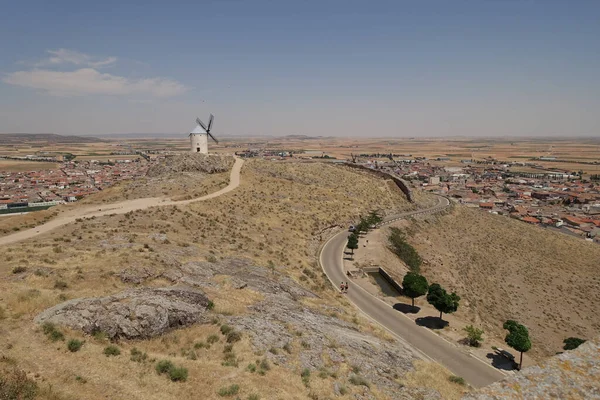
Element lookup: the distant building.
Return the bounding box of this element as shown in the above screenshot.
[532,191,551,200]
[428,176,440,185]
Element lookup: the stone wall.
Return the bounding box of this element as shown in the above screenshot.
[345,163,413,202]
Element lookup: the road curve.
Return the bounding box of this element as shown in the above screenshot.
[320,197,506,388]
[0,157,244,247]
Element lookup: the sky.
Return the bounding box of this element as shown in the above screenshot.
[1,0,599,137]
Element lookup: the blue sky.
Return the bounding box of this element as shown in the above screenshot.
[1,0,599,137]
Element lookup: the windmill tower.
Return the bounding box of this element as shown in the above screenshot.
[189,114,218,154]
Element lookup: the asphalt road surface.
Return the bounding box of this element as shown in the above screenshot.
[320,199,506,388]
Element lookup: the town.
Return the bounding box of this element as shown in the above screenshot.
[0,156,148,213]
[364,156,600,244]
[2,148,600,244]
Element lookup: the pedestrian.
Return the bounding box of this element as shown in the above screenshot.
[340,281,345,294]
[344,282,349,293]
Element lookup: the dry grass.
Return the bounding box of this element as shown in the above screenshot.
[0,160,60,172]
[401,360,471,400]
[0,209,58,235]
[0,158,423,400]
[404,206,600,358]
[79,172,230,204]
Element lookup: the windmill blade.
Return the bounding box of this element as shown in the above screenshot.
[207,132,219,144]
[196,117,208,131]
[207,114,214,132]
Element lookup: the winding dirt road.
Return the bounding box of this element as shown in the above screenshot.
[0,157,244,247]
[319,197,507,388]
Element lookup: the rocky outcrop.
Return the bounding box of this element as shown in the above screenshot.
[147,153,234,177]
[113,257,430,398]
[162,258,316,300]
[35,286,210,339]
[34,256,440,399]
[230,293,425,398]
[463,338,600,399]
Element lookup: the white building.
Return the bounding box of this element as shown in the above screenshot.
[190,125,208,154]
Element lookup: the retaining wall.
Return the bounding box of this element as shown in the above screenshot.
[363,266,404,294]
[345,163,413,202]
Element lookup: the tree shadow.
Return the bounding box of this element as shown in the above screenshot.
[393,303,421,314]
[343,256,354,261]
[415,316,448,330]
[485,352,517,371]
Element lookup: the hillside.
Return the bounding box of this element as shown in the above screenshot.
[402,206,600,359]
[0,159,466,400]
[80,154,235,204]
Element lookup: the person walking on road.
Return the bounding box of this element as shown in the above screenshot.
[340,281,345,293]
[344,282,349,293]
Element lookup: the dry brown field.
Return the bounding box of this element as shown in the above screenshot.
[0,160,60,172]
[2,136,598,175]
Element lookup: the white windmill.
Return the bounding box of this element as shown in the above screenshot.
[189,114,219,154]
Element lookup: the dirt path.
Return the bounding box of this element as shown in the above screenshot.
[0,157,244,247]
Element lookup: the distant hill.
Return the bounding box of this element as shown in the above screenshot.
[0,133,104,144]
[283,134,335,140]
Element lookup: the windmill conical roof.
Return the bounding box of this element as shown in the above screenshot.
[190,124,207,134]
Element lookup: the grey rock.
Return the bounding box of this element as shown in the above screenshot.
[35,286,210,339]
[333,381,342,396]
[163,258,316,299]
[118,266,158,284]
[464,337,600,399]
[229,290,421,397]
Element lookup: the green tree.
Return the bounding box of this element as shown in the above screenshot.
[503,320,532,370]
[426,283,460,323]
[463,325,484,347]
[563,337,586,351]
[366,210,383,227]
[388,227,422,272]
[402,272,429,308]
[355,219,369,234]
[346,233,359,257]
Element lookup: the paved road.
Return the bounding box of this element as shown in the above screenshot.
[320,198,506,388]
[0,157,244,247]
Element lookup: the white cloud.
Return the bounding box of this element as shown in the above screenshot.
[36,48,117,68]
[3,68,188,98]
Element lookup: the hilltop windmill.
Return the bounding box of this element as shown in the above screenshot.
[189,114,219,154]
